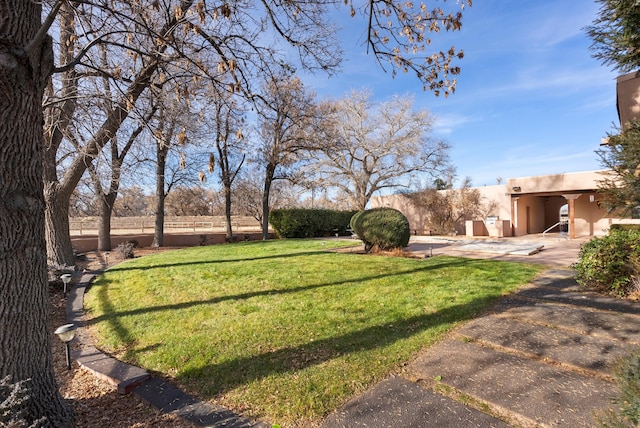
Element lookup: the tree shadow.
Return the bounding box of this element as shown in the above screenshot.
[76,254,532,424]
[177,294,501,397]
[107,250,328,272]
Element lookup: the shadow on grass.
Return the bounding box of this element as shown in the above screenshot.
[177,293,501,397]
[86,257,472,328]
[108,250,339,273]
[88,254,532,409]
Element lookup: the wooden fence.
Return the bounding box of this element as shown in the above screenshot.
[69,216,261,236]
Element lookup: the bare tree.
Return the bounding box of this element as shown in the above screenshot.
[313,90,451,210]
[113,186,149,217]
[87,106,157,251]
[403,177,497,234]
[69,184,100,217]
[209,95,246,241]
[44,0,195,265]
[164,186,213,216]
[256,75,316,239]
[148,98,179,247]
[233,168,266,224]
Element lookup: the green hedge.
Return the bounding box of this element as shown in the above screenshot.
[269,209,358,238]
[574,228,640,297]
[350,208,410,252]
[610,223,640,232]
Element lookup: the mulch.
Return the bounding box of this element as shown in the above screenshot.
[50,247,197,428]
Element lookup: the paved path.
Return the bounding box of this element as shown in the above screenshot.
[321,269,640,427]
[407,234,587,267]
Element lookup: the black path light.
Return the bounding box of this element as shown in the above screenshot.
[54,324,76,370]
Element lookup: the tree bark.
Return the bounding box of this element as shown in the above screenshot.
[44,183,75,266]
[97,194,116,251]
[0,0,74,425]
[262,162,276,240]
[153,142,168,247]
[224,182,233,241]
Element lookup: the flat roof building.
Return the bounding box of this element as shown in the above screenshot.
[371,170,635,239]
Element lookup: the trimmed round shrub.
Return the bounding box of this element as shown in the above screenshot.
[574,229,640,297]
[350,208,410,252]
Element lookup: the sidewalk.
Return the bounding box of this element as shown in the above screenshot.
[320,269,640,427]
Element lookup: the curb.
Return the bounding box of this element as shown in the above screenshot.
[65,271,270,428]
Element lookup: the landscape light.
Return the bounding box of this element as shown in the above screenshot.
[54,324,76,370]
[60,274,72,296]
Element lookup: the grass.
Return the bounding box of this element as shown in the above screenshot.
[84,239,543,426]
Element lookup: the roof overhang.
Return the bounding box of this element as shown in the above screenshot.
[617,71,640,127]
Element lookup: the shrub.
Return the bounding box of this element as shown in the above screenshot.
[597,348,640,427]
[610,223,640,232]
[574,229,640,297]
[350,208,410,252]
[115,241,136,259]
[269,209,358,238]
[0,376,46,427]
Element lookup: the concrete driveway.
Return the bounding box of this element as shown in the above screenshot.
[408,234,590,267]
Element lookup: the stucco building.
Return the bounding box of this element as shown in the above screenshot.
[371,170,634,240]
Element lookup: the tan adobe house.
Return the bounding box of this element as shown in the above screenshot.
[371,72,640,240]
[371,170,636,240]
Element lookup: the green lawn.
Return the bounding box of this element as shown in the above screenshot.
[84,239,543,426]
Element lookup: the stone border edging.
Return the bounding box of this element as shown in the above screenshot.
[65,271,270,428]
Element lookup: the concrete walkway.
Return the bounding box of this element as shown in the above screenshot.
[321,269,640,427]
[406,234,588,267]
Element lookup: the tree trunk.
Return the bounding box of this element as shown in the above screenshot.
[152,142,168,247]
[224,182,233,241]
[44,185,75,266]
[262,163,276,240]
[97,194,116,251]
[153,193,166,247]
[0,1,74,425]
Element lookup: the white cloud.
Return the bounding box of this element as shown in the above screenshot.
[434,113,480,135]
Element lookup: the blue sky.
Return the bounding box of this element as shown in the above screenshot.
[302,0,619,187]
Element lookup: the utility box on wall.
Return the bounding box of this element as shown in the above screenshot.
[486,220,511,238]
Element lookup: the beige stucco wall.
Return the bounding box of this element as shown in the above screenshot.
[573,193,611,236]
[506,170,606,194]
[372,170,621,238]
[370,194,433,234]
